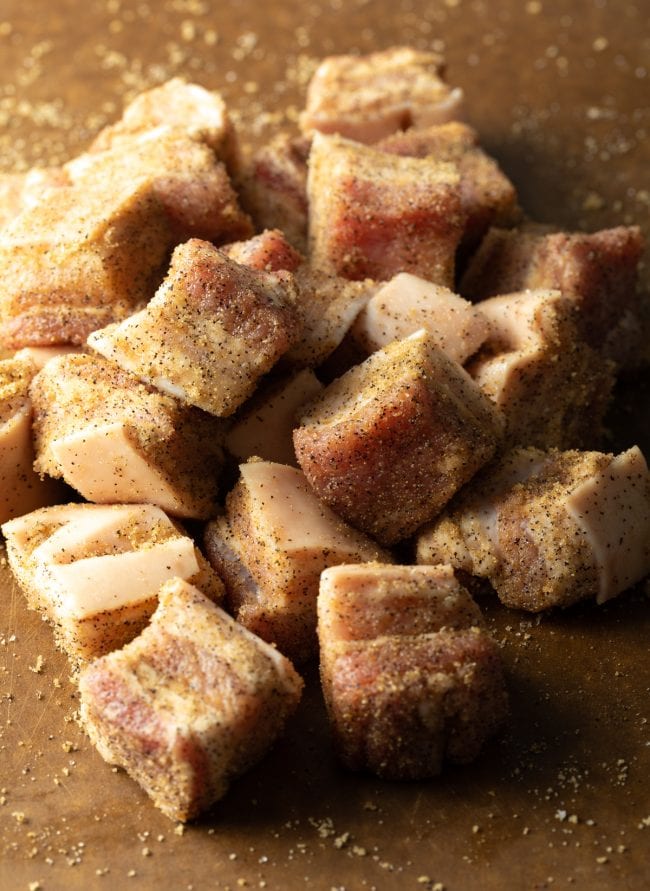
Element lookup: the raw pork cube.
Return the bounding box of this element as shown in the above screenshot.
[0,171,170,348]
[308,133,464,286]
[0,166,69,229]
[238,133,311,252]
[293,330,504,545]
[204,461,390,663]
[318,563,507,778]
[223,228,303,273]
[67,127,252,245]
[376,121,520,251]
[416,446,650,611]
[88,239,301,417]
[79,579,303,822]
[89,77,237,166]
[31,353,223,519]
[0,356,64,523]
[300,47,463,143]
[284,266,376,368]
[460,225,645,366]
[225,370,323,466]
[351,272,489,364]
[468,290,614,449]
[2,503,223,662]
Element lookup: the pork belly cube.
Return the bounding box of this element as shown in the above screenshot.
[225,370,323,466]
[238,133,311,252]
[88,239,301,417]
[204,461,390,663]
[89,77,237,165]
[68,127,252,245]
[318,563,507,778]
[308,133,463,286]
[0,166,69,229]
[300,47,463,144]
[0,356,64,523]
[293,330,504,545]
[223,228,303,273]
[284,266,376,368]
[468,290,614,449]
[416,446,650,611]
[0,172,170,349]
[377,121,520,251]
[2,503,223,662]
[460,225,645,366]
[31,353,223,519]
[351,272,489,364]
[79,578,303,822]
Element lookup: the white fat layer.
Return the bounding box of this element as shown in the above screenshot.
[566,446,650,603]
[50,422,190,516]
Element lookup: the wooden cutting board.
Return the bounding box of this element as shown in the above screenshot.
[1,1,649,888]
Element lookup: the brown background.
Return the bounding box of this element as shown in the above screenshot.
[1,1,649,889]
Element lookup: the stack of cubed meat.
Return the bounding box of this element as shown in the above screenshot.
[1,46,648,821]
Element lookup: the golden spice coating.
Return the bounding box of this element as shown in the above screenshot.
[283,265,376,368]
[293,330,504,546]
[460,224,645,367]
[89,239,301,417]
[417,446,650,611]
[308,133,464,286]
[0,166,69,229]
[300,47,463,143]
[0,355,64,523]
[2,503,223,664]
[31,353,224,519]
[79,579,303,822]
[223,228,303,273]
[318,563,507,778]
[376,121,520,252]
[468,289,615,450]
[204,460,390,663]
[351,272,490,365]
[237,133,311,252]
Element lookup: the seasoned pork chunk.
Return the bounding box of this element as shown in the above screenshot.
[225,370,323,466]
[89,77,237,165]
[468,289,615,449]
[0,166,69,229]
[89,239,300,417]
[284,266,376,368]
[0,356,64,523]
[2,503,223,662]
[294,330,503,546]
[300,47,463,143]
[318,563,507,778]
[351,272,489,364]
[238,133,311,252]
[377,121,519,251]
[460,224,645,367]
[223,229,303,273]
[204,461,390,663]
[31,353,223,519]
[308,133,464,286]
[417,446,650,610]
[79,579,303,822]
[0,168,169,348]
[67,127,252,245]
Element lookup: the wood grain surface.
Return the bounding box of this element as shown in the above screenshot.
[1,2,649,889]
